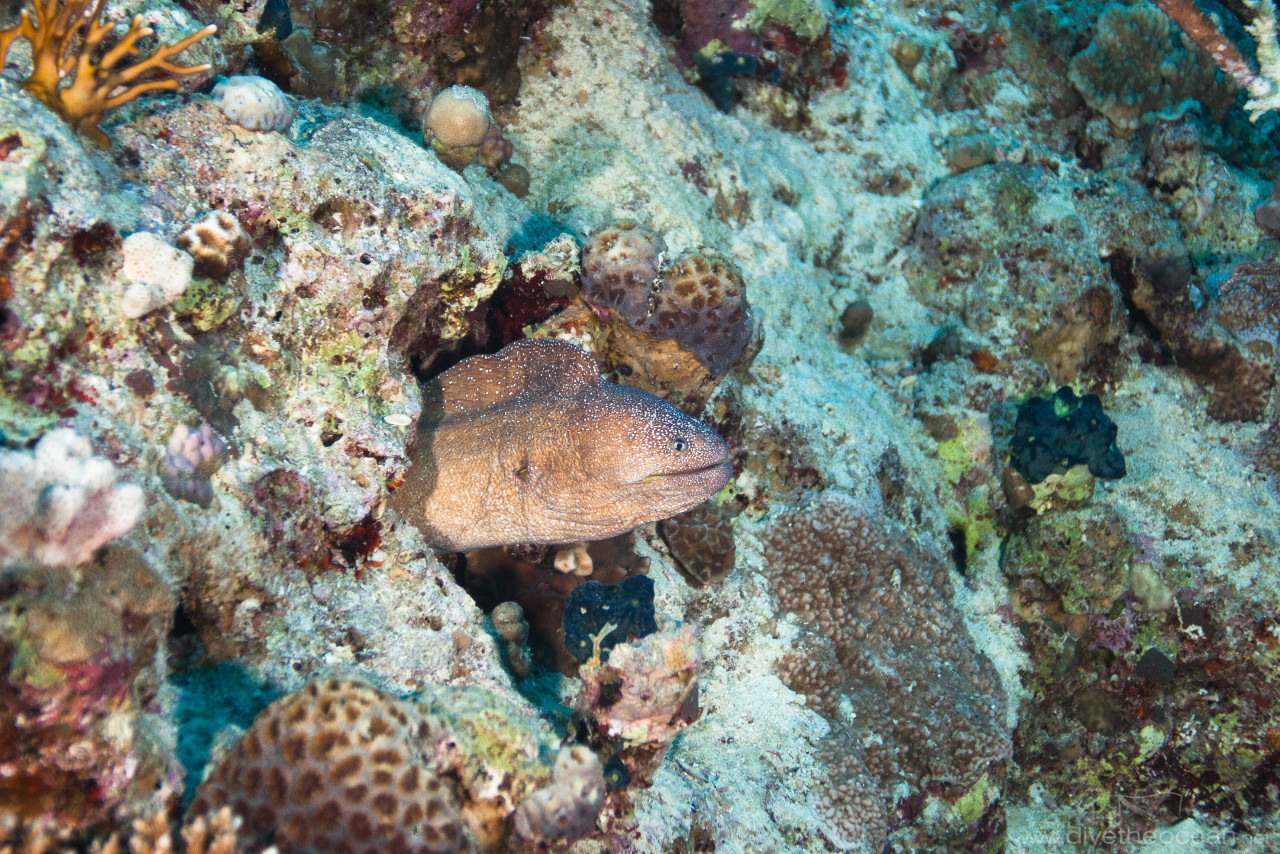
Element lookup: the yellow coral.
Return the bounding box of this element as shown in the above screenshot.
[0,0,215,147]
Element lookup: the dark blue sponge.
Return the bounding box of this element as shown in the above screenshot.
[1009,387,1126,484]
[563,574,657,663]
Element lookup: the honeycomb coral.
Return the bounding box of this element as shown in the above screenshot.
[188,678,475,854]
[580,221,667,326]
[638,251,754,376]
[760,492,1011,844]
[580,223,754,377]
[657,499,736,587]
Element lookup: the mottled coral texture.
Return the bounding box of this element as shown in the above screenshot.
[188,678,606,853]
[581,221,666,327]
[580,222,755,378]
[760,492,1011,849]
[1,548,177,837]
[189,678,474,854]
[658,499,737,587]
[1068,3,1234,135]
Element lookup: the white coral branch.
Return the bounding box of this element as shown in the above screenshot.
[1243,0,1280,119]
[0,429,144,568]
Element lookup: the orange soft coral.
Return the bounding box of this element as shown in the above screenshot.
[0,0,215,147]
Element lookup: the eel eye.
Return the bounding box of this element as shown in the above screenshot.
[671,437,689,452]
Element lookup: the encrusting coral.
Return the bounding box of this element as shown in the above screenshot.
[119,231,195,319]
[760,491,1011,849]
[1068,3,1234,135]
[573,619,698,787]
[0,0,216,147]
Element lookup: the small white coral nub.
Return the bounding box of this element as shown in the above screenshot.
[212,75,294,132]
[120,231,194,318]
[0,429,145,568]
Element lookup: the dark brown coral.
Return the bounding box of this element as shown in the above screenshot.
[657,500,736,587]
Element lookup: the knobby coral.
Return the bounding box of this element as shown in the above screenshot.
[760,491,1011,850]
[0,0,216,147]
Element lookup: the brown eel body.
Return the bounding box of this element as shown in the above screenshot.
[388,338,732,552]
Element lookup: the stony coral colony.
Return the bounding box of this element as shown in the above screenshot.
[3,0,1280,850]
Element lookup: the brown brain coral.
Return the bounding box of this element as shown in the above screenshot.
[188,678,473,854]
[639,251,754,376]
[580,220,666,326]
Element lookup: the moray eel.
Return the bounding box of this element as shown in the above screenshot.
[389,338,732,552]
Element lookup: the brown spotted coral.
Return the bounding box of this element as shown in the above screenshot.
[188,678,473,854]
[580,221,755,377]
[186,677,608,853]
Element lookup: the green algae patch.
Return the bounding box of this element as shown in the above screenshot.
[744,0,831,40]
[171,277,243,331]
[952,772,995,825]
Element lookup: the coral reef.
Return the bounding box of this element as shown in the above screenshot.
[656,499,736,587]
[574,620,699,787]
[119,231,195,319]
[580,221,756,378]
[511,745,605,845]
[0,546,177,837]
[423,86,492,172]
[189,678,476,852]
[489,601,531,679]
[4,0,1280,848]
[177,212,252,280]
[158,423,229,508]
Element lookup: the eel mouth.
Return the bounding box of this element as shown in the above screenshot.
[648,460,733,492]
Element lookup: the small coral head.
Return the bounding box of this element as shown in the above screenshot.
[424,85,492,170]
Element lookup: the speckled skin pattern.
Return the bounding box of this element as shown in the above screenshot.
[390,339,731,551]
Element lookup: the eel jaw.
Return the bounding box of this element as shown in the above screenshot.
[644,460,733,496]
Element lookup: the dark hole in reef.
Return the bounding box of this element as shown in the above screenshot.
[948,526,968,576]
[649,0,684,38]
[1107,252,1174,365]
